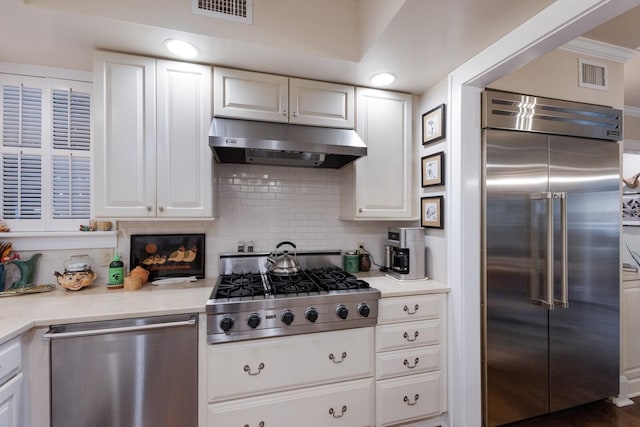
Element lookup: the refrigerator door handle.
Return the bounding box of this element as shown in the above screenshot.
[554,192,569,308]
[531,192,555,310]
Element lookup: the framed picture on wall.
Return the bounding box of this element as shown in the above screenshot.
[421,196,444,229]
[421,151,445,187]
[422,103,446,144]
[623,193,640,226]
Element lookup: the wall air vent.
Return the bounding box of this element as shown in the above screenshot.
[578,58,607,91]
[192,0,252,24]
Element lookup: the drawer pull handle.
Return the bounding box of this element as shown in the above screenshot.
[404,394,420,406]
[244,423,264,427]
[403,331,419,342]
[329,351,347,363]
[329,405,347,418]
[404,304,419,315]
[243,362,265,376]
[403,357,419,369]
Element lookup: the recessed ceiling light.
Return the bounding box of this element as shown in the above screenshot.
[370,72,396,86]
[164,39,199,59]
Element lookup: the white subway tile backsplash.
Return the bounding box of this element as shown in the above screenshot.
[22,164,418,286]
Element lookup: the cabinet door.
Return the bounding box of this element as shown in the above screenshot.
[94,52,156,217]
[213,67,288,122]
[156,61,213,218]
[340,88,414,219]
[209,378,373,427]
[0,373,23,427]
[289,78,354,128]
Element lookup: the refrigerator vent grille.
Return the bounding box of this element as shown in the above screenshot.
[192,0,252,24]
[482,89,621,141]
[579,58,607,90]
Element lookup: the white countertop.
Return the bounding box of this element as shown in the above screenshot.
[0,271,448,343]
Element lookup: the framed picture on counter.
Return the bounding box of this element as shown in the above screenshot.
[422,103,446,144]
[130,233,206,280]
[421,151,445,187]
[421,196,444,229]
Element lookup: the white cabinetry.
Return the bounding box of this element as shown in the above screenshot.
[622,271,640,397]
[0,338,22,427]
[94,51,213,219]
[207,328,374,426]
[340,88,414,220]
[375,294,447,427]
[213,67,355,128]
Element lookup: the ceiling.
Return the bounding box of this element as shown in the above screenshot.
[1,0,640,104]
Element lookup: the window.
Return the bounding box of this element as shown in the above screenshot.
[0,74,92,232]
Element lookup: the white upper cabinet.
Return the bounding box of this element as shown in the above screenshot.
[155,60,213,218]
[213,67,354,128]
[340,88,414,220]
[288,77,354,128]
[94,52,213,219]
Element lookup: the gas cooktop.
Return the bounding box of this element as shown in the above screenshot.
[206,250,380,343]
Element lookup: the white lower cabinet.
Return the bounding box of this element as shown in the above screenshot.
[0,338,22,427]
[207,328,374,425]
[209,378,373,427]
[376,372,441,426]
[375,293,447,426]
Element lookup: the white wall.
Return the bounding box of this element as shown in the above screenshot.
[418,78,448,282]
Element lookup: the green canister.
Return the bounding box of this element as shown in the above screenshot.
[343,251,359,274]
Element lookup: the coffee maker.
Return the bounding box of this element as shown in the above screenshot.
[385,227,426,280]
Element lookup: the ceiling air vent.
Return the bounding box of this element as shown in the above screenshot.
[192,0,252,24]
[578,58,607,91]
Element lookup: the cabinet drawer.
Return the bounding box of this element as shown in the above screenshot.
[0,338,20,386]
[376,372,441,426]
[209,378,373,427]
[378,294,442,324]
[208,328,374,402]
[376,345,441,380]
[376,320,440,352]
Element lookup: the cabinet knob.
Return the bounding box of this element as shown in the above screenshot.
[358,208,363,213]
[146,205,152,211]
[282,110,287,116]
[158,205,164,212]
[292,111,297,117]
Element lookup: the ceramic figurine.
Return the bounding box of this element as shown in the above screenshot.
[55,255,97,291]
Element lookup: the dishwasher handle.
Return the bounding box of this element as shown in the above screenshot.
[42,316,196,341]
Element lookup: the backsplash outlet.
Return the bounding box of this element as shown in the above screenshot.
[100,248,114,267]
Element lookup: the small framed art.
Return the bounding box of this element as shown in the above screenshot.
[422,103,446,144]
[421,151,445,187]
[421,196,444,229]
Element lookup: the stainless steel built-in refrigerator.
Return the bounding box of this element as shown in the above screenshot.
[482,89,622,426]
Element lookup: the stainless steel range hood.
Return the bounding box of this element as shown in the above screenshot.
[208,118,367,168]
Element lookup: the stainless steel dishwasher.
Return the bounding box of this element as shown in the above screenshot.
[43,313,198,427]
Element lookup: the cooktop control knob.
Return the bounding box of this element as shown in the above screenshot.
[358,303,371,318]
[281,310,295,325]
[305,308,319,323]
[336,304,349,320]
[247,313,261,329]
[220,316,235,332]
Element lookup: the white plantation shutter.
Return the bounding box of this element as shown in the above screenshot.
[2,84,42,147]
[1,74,92,231]
[52,154,90,219]
[2,152,42,219]
[52,89,90,150]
